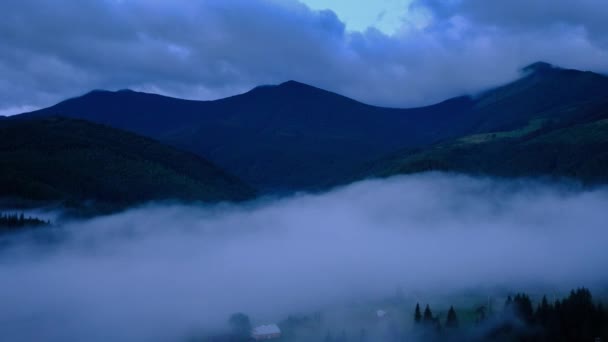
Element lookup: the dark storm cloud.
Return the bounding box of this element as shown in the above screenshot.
[0,174,607,341]
[1,0,608,113]
[0,0,345,109]
[415,0,608,43]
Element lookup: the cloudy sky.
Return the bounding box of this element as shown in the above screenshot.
[2,0,608,115]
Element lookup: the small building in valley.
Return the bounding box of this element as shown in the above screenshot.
[251,324,281,340]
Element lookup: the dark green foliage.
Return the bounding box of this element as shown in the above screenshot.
[364,114,608,185]
[0,117,255,212]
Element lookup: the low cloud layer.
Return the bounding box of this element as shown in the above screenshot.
[0,173,607,341]
[2,0,608,113]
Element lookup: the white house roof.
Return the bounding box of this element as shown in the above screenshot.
[252,324,281,335]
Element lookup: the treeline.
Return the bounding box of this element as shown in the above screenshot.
[415,288,608,341]
[0,212,50,232]
[194,288,607,342]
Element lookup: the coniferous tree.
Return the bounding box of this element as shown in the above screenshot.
[489,289,608,341]
[0,212,49,231]
[513,293,534,324]
[536,295,551,325]
[541,296,549,311]
[414,303,422,324]
[423,305,433,323]
[446,306,459,328]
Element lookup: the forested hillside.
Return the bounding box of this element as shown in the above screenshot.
[360,108,608,184]
[0,117,255,210]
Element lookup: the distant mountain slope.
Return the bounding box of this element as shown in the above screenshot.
[19,84,474,191]
[360,102,608,184]
[0,117,255,209]
[467,62,608,131]
[19,62,608,191]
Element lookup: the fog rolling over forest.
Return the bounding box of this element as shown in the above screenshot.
[0,173,607,341]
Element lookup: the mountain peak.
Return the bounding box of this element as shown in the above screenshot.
[247,80,314,94]
[279,80,307,87]
[276,80,324,92]
[84,89,111,95]
[522,61,557,74]
[83,88,138,97]
[246,80,336,98]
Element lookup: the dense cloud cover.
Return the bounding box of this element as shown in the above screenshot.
[0,173,607,341]
[2,0,608,114]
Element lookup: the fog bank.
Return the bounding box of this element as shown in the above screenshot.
[0,173,607,341]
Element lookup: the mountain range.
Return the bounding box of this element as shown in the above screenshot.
[19,81,474,191]
[4,61,608,207]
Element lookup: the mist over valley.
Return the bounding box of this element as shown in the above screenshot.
[1,174,607,341]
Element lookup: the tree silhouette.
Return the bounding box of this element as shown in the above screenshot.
[228,312,251,338]
[423,304,433,323]
[513,293,534,324]
[446,306,459,328]
[536,295,551,325]
[414,303,422,324]
[0,212,49,231]
[505,295,513,308]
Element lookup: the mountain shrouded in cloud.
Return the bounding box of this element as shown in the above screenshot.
[19,62,608,191]
[3,1,608,341]
[2,0,608,115]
